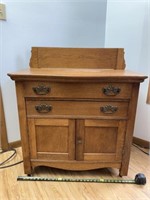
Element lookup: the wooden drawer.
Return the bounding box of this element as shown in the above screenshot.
[26,100,129,119]
[23,81,132,99]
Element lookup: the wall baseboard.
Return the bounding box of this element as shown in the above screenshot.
[9,140,21,149]
[8,137,150,150]
[133,137,150,149]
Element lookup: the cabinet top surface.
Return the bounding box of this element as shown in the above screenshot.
[8,68,147,82]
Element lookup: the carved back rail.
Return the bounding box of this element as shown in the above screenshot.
[30,47,125,70]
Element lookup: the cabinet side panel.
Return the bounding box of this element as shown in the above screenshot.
[15,82,31,174]
[120,83,140,176]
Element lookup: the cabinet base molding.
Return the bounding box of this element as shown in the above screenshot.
[31,160,121,171]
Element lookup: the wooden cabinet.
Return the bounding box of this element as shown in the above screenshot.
[8,47,147,176]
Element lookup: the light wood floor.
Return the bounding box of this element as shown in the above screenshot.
[0,146,150,200]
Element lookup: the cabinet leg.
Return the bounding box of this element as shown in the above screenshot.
[119,167,128,177]
[24,167,33,176]
[27,174,32,177]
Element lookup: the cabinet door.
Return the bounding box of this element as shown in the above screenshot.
[76,119,126,162]
[28,119,75,161]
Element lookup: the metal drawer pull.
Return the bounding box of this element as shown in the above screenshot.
[35,104,52,113]
[100,105,118,114]
[32,85,50,95]
[102,85,121,96]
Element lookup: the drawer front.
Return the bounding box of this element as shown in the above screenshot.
[26,100,129,119]
[23,81,132,99]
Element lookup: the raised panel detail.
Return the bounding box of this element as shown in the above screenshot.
[36,126,68,153]
[84,127,117,153]
[28,119,75,161]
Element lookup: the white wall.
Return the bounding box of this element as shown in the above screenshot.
[0,0,107,142]
[105,0,150,141]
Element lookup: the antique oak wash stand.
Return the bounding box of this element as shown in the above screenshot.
[8,47,147,176]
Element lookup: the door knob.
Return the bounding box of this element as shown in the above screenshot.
[77,139,82,144]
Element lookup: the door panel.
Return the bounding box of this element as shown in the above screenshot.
[36,126,68,153]
[28,119,75,161]
[84,127,117,153]
[76,119,126,162]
